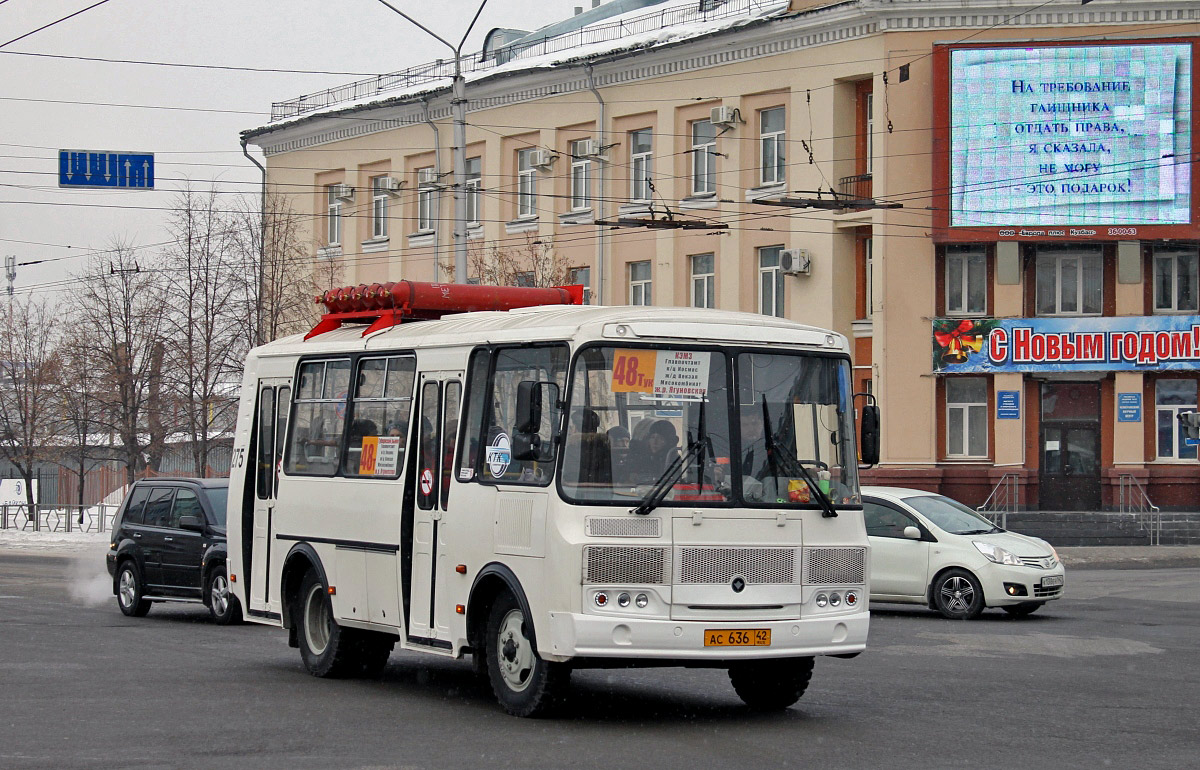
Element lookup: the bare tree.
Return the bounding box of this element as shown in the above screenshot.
[54,339,109,509]
[444,234,572,288]
[228,186,328,347]
[0,297,61,510]
[75,242,169,485]
[162,186,245,476]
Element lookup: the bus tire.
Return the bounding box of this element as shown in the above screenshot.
[296,569,357,678]
[116,561,152,617]
[728,657,814,711]
[484,591,569,717]
[355,632,395,678]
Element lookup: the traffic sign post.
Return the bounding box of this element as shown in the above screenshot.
[58,150,154,189]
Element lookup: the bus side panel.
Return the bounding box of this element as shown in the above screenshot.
[227,361,264,624]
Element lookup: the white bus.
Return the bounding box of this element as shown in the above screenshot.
[227,281,879,717]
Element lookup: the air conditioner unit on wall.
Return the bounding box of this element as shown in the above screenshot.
[530,149,556,169]
[417,168,439,186]
[710,105,738,126]
[376,176,403,194]
[780,248,812,276]
[332,183,354,201]
[576,139,601,158]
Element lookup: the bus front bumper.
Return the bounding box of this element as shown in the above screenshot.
[543,611,869,662]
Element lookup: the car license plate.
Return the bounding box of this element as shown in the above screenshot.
[704,629,771,647]
[1041,575,1064,587]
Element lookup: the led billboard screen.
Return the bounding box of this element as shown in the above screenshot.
[937,41,1196,241]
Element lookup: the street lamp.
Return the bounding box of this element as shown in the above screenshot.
[376,0,491,285]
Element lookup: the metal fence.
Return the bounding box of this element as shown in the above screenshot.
[271,0,784,121]
[0,503,120,534]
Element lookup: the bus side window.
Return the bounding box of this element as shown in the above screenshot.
[417,381,441,510]
[285,360,349,477]
[482,344,568,486]
[441,381,461,508]
[342,355,415,477]
[256,387,275,499]
[457,349,491,483]
[274,387,290,497]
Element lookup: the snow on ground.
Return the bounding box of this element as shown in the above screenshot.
[0,527,110,552]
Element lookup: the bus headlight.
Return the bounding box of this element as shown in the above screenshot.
[815,593,828,608]
[635,593,648,608]
[617,592,631,608]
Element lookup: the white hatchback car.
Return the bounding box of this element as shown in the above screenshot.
[862,487,1065,619]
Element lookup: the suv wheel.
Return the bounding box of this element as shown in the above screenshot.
[207,567,242,625]
[116,562,152,617]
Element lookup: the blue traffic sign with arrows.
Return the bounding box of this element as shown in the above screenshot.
[58,149,154,189]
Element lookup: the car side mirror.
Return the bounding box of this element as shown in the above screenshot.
[178,515,205,532]
[903,525,921,540]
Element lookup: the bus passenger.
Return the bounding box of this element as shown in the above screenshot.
[625,420,679,484]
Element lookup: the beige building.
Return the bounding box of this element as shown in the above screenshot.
[243,0,1200,511]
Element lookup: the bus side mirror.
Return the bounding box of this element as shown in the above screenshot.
[513,381,558,462]
[860,404,880,467]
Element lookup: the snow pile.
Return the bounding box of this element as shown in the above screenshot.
[0,528,110,552]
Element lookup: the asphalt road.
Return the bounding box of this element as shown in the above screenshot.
[1,548,1197,770]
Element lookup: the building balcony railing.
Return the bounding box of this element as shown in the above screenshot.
[838,172,872,201]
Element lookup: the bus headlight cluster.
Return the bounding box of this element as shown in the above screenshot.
[815,591,857,608]
[594,591,651,610]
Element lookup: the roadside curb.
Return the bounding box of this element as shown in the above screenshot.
[1058,546,1200,570]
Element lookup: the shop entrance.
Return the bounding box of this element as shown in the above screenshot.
[1039,382,1101,510]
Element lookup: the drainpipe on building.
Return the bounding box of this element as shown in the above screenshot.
[424,98,442,274]
[586,63,606,305]
[240,137,266,347]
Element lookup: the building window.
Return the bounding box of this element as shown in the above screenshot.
[517,148,537,218]
[465,157,482,225]
[691,253,715,309]
[1153,245,1198,314]
[630,129,652,202]
[865,92,874,175]
[946,377,987,458]
[864,237,874,320]
[758,246,784,317]
[759,107,786,186]
[856,80,874,179]
[629,261,651,305]
[691,119,716,195]
[1035,245,1102,316]
[326,185,342,246]
[514,271,535,288]
[370,176,389,239]
[1156,379,1198,461]
[417,167,436,232]
[946,245,986,316]
[570,140,592,211]
[568,266,592,304]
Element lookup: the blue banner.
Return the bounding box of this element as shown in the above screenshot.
[933,316,1200,373]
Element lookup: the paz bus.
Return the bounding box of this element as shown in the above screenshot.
[226,280,879,717]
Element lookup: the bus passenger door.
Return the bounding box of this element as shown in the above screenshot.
[249,380,290,614]
[405,372,462,644]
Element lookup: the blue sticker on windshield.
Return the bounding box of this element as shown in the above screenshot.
[836,364,850,412]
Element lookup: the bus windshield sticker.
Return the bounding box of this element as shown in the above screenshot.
[611,349,712,401]
[375,437,401,475]
[486,432,511,478]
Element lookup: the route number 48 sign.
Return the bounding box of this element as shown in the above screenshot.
[611,349,711,401]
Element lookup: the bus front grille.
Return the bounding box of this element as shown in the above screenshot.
[803,547,866,585]
[583,546,670,584]
[678,547,798,584]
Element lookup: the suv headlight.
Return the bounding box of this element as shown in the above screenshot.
[973,541,1022,566]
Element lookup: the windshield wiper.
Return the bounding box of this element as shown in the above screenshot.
[631,435,712,517]
[763,426,838,518]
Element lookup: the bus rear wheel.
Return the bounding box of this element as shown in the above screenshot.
[296,569,357,678]
[728,657,815,710]
[484,591,569,717]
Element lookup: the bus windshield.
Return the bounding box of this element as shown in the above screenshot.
[560,346,860,508]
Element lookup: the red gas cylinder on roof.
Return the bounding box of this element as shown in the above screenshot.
[305,280,585,340]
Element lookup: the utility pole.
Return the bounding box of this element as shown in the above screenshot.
[4,256,15,296]
[377,0,490,284]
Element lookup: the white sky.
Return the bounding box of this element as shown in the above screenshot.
[0,0,569,297]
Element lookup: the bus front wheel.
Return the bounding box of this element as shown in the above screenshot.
[728,657,815,710]
[296,569,357,678]
[484,591,569,717]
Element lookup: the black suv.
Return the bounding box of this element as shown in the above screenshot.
[106,478,241,624]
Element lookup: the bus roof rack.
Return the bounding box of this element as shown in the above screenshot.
[305,280,585,339]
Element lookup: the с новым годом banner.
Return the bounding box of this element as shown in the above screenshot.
[932,316,1200,373]
[942,41,1194,238]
